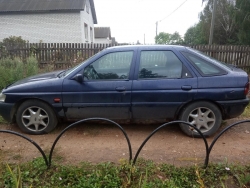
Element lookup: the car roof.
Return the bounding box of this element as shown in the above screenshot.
[105,45,187,51]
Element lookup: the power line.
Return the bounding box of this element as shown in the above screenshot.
[155,0,188,37]
[159,0,188,22]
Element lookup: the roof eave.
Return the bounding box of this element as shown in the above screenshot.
[0,9,81,15]
[89,0,97,24]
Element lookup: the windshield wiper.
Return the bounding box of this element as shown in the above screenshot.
[57,68,71,78]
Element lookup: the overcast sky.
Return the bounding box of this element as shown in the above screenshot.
[94,0,205,44]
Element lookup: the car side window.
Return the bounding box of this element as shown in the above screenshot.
[84,51,133,80]
[139,51,183,79]
[182,52,227,76]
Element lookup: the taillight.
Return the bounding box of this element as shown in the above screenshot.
[244,82,249,96]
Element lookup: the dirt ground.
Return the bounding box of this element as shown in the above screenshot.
[1,118,250,167]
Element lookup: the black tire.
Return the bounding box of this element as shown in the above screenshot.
[179,101,222,137]
[16,100,58,134]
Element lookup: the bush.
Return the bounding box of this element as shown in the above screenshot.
[26,56,38,76]
[0,36,27,59]
[0,56,38,90]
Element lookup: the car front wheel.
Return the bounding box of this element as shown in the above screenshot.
[16,100,58,134]
[179,101,222,137]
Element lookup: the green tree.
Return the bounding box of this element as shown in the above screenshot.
[199,0,238,44]
[170,32,184,44]
[155,32,171,44]
[235,0,250,44]
[0,36,27,58]
[155,32,183,45]
[1,36,26,49]
[184,22,207,45]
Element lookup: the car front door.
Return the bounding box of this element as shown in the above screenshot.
[131,49,197,120]
[62,50,135,120]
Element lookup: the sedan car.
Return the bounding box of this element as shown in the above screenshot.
[0,45,249,137]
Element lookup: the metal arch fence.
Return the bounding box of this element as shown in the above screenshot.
[0,118,250,169]
[132,121,209,165]
[206,120,250,167]
[0,130,49,166]
[48,118,133,168]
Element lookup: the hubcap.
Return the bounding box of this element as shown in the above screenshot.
[187,107,215,133]
[21,106,49,132]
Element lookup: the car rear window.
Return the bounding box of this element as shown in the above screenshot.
[181,51,227,76]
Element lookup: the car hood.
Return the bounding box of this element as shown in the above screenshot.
[6,70,63,88]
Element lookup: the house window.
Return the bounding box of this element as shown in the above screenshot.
[90,27,93,42]
[84,23,89,42]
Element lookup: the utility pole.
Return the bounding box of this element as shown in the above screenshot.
[156,21,158,37]
[209,0,217,45]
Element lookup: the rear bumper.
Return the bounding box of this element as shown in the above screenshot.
[218,98,249,119]
[0,102,14,122]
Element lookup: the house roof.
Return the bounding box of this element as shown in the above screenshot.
[94,27,111,39]
[0,0,97,24]
[111,37,117,44]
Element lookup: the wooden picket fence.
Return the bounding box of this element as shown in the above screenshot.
[1,43,250,71]
[190,45,250,69]
[0,43,111,69]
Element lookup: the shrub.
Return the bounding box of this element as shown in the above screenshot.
[26,56,39,77]
[0,36,27,59]
[0,56,38,90]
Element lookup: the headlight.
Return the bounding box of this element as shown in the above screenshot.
[0,92,6,102]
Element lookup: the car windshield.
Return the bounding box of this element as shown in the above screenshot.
[57,68,72,78]
[186,47,235,70]
[57,64,82,78]
[57,50,103,78]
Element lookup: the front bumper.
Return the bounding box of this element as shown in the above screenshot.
[218,98,249,119]
[0,102,14,122]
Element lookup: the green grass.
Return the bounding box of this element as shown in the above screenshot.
[1,158,250,187]
[0,116,6,124]
[240,104,250,118]
[0,56,38,90]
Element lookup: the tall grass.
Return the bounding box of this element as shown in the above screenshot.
[5,164,22,188]
[1,158,250,187]
[25,56,38,78]
[0,56,38,90]
[0,116,6,123]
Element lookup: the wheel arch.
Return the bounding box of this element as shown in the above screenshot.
[175,99,224,120]
[11,98,59,122]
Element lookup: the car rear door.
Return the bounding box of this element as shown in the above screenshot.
[131,47,198,120]
[62,50,136,120]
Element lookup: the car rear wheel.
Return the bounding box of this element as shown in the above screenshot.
[16,100,58,134]
[179,101,222,137]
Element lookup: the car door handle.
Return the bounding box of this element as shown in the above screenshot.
[181,85,192,91]
[116,86,126,92]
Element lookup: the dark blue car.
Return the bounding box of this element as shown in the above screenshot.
[0,45,249,136]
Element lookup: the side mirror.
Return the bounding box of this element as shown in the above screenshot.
[72,74,84,83]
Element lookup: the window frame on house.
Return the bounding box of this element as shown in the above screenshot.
[84,23,89,42]
[90,27,93,43]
